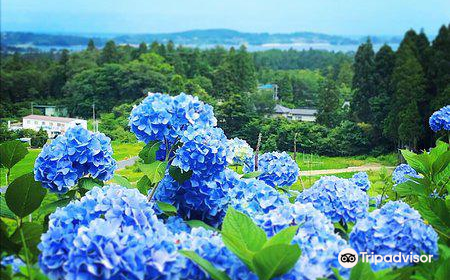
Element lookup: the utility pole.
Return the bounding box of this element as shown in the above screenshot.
[31,102,33,114]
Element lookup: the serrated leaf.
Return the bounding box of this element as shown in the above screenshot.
[179,250,231,280]
[222,207,267,252]
[264,226,298,248]
[349,261,375,280]
[139,141,161,164]
[112,174,134,188]
[429,140,449,160]
[78,177,103,190]
[241,171,263,179]
[156,201,177,215]
[136,175,152,195]
[252,244,301,280]
[140,161,168,184]
[395,180,427,197]
[169,165,193,184]
[417,197,450,238]
[401,149,430,175]
[0,140,28,169]
[432,151,450,175]
[5,173,46,218]
[186,220,218,232]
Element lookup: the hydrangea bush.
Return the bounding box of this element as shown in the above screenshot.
[296,175,369,223]
[392,163,420,187]
[34,126,117,193]
[429,105,450,132]
[243,151,299,188]
[350,201,439,270]
[227,138,254,166]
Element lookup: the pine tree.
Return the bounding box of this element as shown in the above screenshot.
[87,39,96,51]
[99,40,119,64]
[386,41,425,149]
[316,77,341,128]
[351,39,375,122]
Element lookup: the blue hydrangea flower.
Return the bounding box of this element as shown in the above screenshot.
[34,126,117,193]
[350,201,439,271]
[154,169,239,227]
[350,172,370,191]
[392,164,420,186]
[296,176,369,223]
[227,138,254,166]
[429,105,450,132]
[39,185,179,280]
[129,93,216,144]
[175,227,257,280]
[1,255,24,273]
[253,203,348,280]
[172,126,230,181]
[227,177,290,217]
[243,152,299,188]
[370,194,389,208]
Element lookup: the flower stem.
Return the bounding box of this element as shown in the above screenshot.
[18,219,33,280]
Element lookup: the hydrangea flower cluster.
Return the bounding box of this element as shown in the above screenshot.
[296,176,369,223]
[129,93,217,144]
[39,185,180,280]
[227,138,254,166]
[1,255,24,273]
[172,126,230,180]
[227,177,290,217]
[392,164,420,186]
[350,172,370,191]
[350,201,439,270]
[174,227,257,280]
[243,152,299,188]
[429,105,450,132]
[155,169,239,226]
[253,203,348,280]
[34,126,117,193]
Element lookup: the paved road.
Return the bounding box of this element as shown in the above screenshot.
[116,156,139,170]
[299,163,394,176]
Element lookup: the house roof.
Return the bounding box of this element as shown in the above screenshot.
[274,104,317,116]
[23,115,83,123]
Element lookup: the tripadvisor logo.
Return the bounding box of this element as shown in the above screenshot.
[338,248,434,268]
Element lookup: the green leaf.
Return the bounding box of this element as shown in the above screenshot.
[331,267,345,280]
[38,198,71,216]
[5,173,46,218]
[156,201,177,215]
[112,174,133,188]
[169,165,193,184]
[139,141,161,164]
[432,151,450,175]
[77,177,103,190]
[436,260,450,280]
[0,196,16,219]
[140,161,168,184]
[417,197,450,238]
[401,149,431,175]
[222,207,267,252]
[0,220,21,254]
[222,232,255,269]
[10,222,42,256]
[252,244,301,280]
[349,261,375,280]
[0,140,28,169]
[136,175,152,195]
[429,140,449,160]
[395,180,427,197]
[186,220,218,232]
[264,226,298,248]
[241,171,263,179]
[179,250,231,280]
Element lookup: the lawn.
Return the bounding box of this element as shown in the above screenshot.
[111,141,144,161]
[293,153,398,171]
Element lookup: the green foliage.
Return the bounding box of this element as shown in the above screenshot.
[140,161,168,185]
[396,141,450,242]
[156,201,177,216]
[0,140,28,170]
[5,173,46,218]
[179,250,232,280]
[139,141,161,163]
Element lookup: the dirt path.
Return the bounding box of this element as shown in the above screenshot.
[299,163,394,176]
[117,156,139,170]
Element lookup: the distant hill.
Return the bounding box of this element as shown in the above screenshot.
[0,29,402,49]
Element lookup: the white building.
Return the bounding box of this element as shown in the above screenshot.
[272,104,317,122]
[22,115,87,138]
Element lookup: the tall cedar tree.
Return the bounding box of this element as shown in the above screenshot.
[351,39,375,123]
[387,40,425,149]
[316,76,341,128]
[370,44,395,147]
[87,39,96,51]
[99,40,119,65]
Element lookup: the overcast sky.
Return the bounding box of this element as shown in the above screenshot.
[1,0,449,36]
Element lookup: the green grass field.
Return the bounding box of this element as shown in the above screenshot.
[111,141,144,161]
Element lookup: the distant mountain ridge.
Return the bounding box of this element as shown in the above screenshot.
[1,29,402,48]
